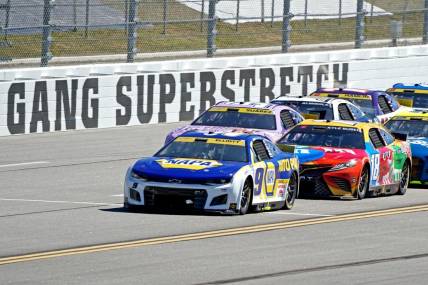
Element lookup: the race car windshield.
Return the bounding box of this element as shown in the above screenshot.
[273,101,333,120]
[385,119,428,137]
[192,110,276,130]
[387,92,428,108]
[280,125,365,149]
[155,140,248,162]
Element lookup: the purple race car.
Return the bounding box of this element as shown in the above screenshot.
[310,88,406,124]
[165,102,304,144]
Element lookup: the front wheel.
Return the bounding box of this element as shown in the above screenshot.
[283,172,298,210]
[239,179,252,215]
[357,167,369,199]
[397,162,410,195]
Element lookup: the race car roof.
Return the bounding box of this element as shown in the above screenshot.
[214,101,293,113]
[311,88,386,100]
[177,130,264,144]
[297,119,380,131]
[272,96,335,105]
[388,83,428,94]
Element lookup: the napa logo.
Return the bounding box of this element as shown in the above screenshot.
[156,158,223,170]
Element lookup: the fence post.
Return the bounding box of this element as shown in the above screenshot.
[261,0,265,23]
[338,0,342,25]
[127,0,138,62]
[354,0,365,49]
[85,0,90,38]
[282,0,291,53]
[270,0,275,27]
[73,0,77,32]
[424,0,428,44]
[235,0,240,31]
[162,0,168,34]
[41,0,54,67]
[207,0,217,57]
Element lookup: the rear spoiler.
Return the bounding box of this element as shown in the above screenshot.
[391,132,407,141]
[276,143,296,154]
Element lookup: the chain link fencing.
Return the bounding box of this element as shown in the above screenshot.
[0,0,428,67]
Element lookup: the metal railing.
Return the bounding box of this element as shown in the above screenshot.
[0,0,428,67]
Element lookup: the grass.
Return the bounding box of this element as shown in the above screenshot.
[0,0,426,60]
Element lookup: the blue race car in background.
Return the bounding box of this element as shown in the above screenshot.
[387,83,428,110]
[385,109,428,184]
[124,131,299,214]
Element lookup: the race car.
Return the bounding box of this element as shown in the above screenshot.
[384,109,428,183]
[124,131,300,214]
[271,96,371,122]
[277,120,411,199]
[386,83,428,109]
[164,102,304,144]
[310,88,405,123]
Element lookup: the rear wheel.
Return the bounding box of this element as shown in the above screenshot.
[398,162,410,195]
[357,167,369,199]
[283,172,298,210]
[239,179,252,215]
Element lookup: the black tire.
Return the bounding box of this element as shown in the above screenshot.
[283,172,298,210]
[357,166,369,200]
[239,179,253,215]
[397,161,410,195]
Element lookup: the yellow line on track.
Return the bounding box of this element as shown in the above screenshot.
[1,204,428,266]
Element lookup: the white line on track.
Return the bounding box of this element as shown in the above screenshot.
[0,161,50,168]
[111,194,124,197]
[265,211,334,217]
[0,198,121,207]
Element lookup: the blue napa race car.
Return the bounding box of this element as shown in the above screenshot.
[385,109,428,184]
[124,131,300,214]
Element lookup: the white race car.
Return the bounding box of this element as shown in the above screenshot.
[271,96,371,122]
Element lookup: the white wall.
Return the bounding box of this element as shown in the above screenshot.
[1,45,428,136]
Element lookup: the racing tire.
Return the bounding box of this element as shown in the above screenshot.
[357,166,369,200]
[283,172,298,210]
[239,179,253,215]
[397,161,410,195]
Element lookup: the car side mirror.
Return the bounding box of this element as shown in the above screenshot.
[391,132,407,141]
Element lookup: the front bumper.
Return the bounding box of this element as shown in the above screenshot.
[299,165,359,198]
[124,174,240,213]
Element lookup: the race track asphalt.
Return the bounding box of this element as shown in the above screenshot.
[0,123,427,284]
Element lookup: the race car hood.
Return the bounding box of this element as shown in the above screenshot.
[166,125,282,144]
[293,146,367,165]
[131,157,247,183]
[408,137,428,158]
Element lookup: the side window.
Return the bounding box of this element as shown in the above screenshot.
[253,140,270,161]
[386,94,400,111]
[338,103,354,120]
[347,103,369,122]
[378,95,393,114]
[369,128,385,148]
[280,110,296,130]
[264,139,280,157]
[379,129,394,145]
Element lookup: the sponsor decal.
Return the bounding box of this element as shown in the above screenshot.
[278,158,299,172]
[313,93,371,100]
[156,158,223,170]
[411,139,428,147]
[208,106,273,115]
[174,136,245,146]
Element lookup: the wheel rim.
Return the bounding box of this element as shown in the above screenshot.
[400,163,409,189]
[358,169,368,196]
[287,175,297,204]
[241,182,250,209]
